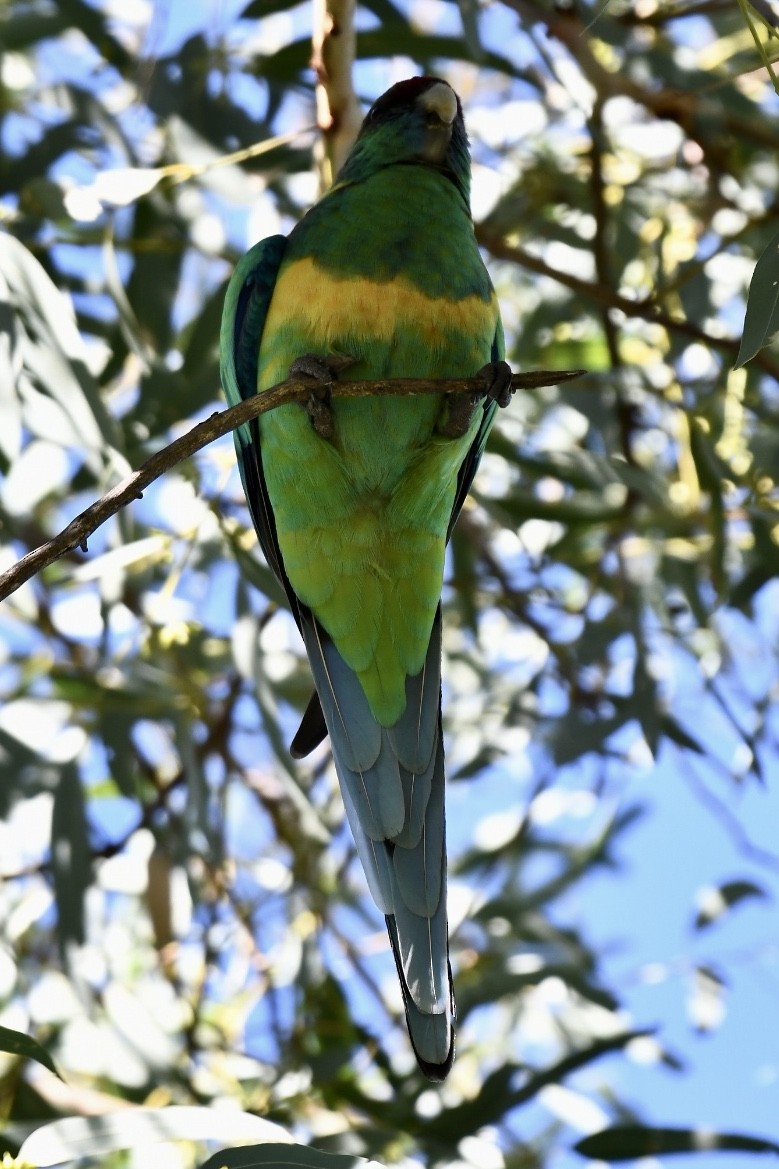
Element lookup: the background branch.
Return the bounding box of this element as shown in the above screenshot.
[0,367,583,604]
[311,0,361,185]
[479,229,779,379]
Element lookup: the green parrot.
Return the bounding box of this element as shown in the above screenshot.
[220,76,509,1080]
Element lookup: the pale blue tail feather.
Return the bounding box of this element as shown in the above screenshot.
[299,607,454,1077]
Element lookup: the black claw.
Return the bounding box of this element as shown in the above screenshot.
[478,360,513,409]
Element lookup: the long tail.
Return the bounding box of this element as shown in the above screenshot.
[298,607,454,1079]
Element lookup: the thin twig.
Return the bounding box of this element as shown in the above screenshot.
[479,229,779,380]
[506,0,779,152]
[681,754,779,872]
[0,367,584,604]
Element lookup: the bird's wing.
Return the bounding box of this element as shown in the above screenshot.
[447,319,505,540]
[220,234,292,596]
[221,235,332,755]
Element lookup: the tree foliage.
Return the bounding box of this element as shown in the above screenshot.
[1,1,778,1166]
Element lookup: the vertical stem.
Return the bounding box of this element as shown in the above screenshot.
[311,0,361,190]
[590,97,638,472]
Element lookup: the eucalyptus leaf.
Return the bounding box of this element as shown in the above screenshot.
[0,233,122,465]
[199,1143,383,1169]
[51,764,91,953]
[694,880,769,930]
[735,226,779,367]
[19,1107,292,1166]
[0,1025,61,1079]
[575,1125,779,1161]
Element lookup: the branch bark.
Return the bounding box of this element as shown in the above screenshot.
[311,0,361,186]
[0,367,584,604]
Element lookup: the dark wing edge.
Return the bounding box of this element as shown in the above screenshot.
[220,234,290,591]
[446,320,505,541]
[220,235,331,755]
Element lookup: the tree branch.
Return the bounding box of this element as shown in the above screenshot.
[478,228,779,381]
[505,0,779,154]
[0,367,584,604]
[311,0,361,184]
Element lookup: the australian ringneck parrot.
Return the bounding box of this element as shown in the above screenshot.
[220,76,508,1080]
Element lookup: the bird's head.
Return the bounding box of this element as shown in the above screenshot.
[337,77,471,204]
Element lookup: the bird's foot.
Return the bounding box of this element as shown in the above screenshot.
[289,352,356,440]
[436,361,514,438]
[478,360,514,408]
[436,389,483,438]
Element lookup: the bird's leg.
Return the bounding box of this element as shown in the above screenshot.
[437,361,514,438]
[289,352,356,440]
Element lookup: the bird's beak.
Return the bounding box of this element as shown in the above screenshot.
[418,82,457,164]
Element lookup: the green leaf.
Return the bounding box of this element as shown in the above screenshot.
[550,707,629,766]
[694,879,769,929]
[55,0,131,72]
[51,764,91,953]
[737,0,779,95]
[227,531,289,608]
[659,715,706,756]
[735,226,779,367]
[125,198,186,357]
[0,727,46,817]
[244,619,330,847]
[179,713,218,859]
[688,420,726,594]
[454,0,485,60]
[2,9,69,50]
[746,0,779,29]
[729,562,777,609]
[240,0,310,15]
[632,634,660,756]
[0,299,23,464]
[199,1144,382,1169]
[575,1125,779,1161]
[0,1025,62,1079]
[0,233,124,468]
[19,1107,291,1166]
